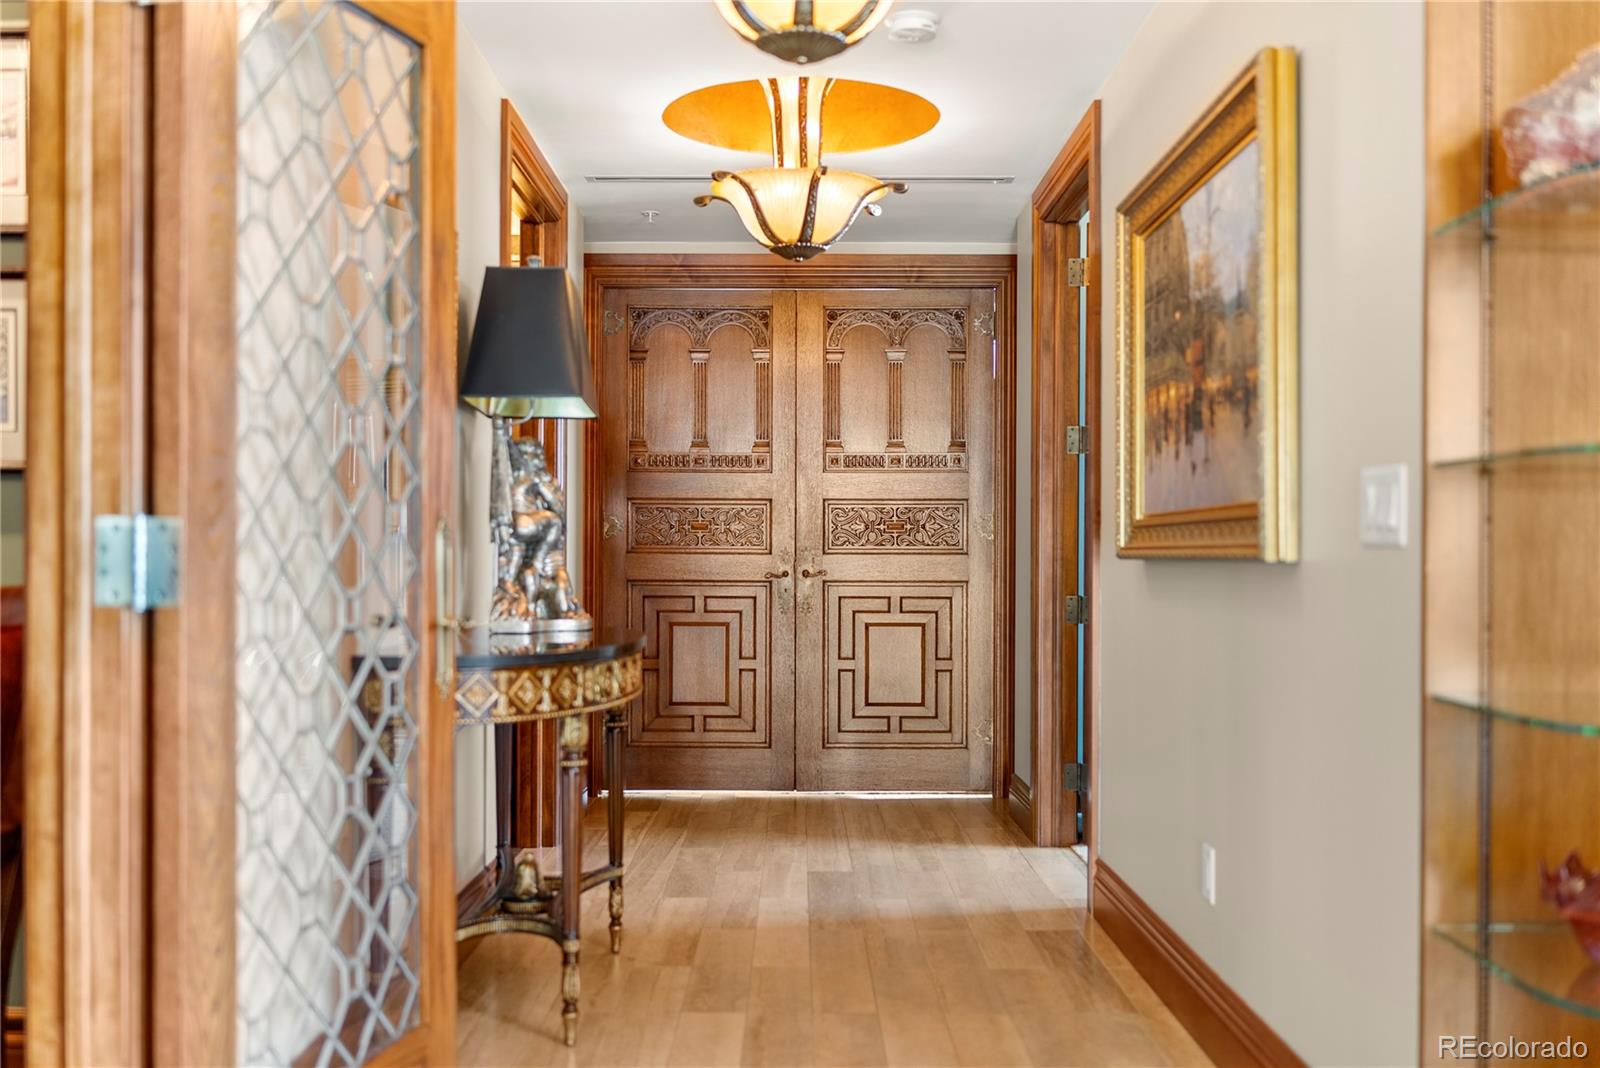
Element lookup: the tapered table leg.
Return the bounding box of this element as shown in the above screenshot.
[605,708,626,953]
[558,712,589,1047]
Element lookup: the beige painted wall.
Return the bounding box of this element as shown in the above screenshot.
[455,27,587,888]
[1013,207,1033,786]
[1094,3,1423,1064]
[454,26,502,888]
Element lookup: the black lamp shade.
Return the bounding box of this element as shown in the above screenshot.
[460,266,597,420]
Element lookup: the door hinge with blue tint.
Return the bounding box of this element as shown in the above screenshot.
[1065,424,1089,455]
[1064,594,1086,626]
[94,515,180,612]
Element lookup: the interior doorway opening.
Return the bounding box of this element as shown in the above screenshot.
[1028,101,1101,859]
[583,257,1018,799]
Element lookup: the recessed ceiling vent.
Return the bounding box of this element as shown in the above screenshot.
[886,9,941,44]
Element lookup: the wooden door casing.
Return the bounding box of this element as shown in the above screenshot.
[794,289,996,791]
[585,255,1017,800]
[601,289,798,789]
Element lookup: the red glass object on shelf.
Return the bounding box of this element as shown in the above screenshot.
[1501,44,1600,186]
[1542,852,1600,965]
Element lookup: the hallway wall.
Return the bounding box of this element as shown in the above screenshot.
[1093,3,1423,1064]
[454,25,504,888]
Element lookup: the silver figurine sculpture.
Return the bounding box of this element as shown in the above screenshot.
[490,419,591,634]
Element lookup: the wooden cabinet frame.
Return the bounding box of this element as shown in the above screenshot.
[581,254,1018,802]
[25,4,459,1063]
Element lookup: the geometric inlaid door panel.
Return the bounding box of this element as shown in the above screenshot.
[630,582,772,747]
[602,289,797,788]
[795,289,996,790]
[824,584,967,748]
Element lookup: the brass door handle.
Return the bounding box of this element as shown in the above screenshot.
[763,569,790,579]
[800,568,827,578]
[435,516,460,698]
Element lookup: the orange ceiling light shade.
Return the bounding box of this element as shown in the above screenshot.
[672,77,934,260]
[663,77,938,155]
[714,0,895,64]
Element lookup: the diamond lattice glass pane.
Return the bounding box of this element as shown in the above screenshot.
[235,3,423,1065]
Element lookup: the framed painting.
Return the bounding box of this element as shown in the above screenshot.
[1,35,24,230]
[1115,47,1298,561]
[1,277,22,468]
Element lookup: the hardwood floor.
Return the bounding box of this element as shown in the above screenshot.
[456,794,1211,1067]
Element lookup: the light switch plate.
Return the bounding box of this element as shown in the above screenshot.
[1360,463,1408,548]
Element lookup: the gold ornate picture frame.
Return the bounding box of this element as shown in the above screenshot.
[1116,47,1298,561]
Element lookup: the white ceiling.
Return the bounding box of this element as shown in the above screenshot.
[460,1,1153,246]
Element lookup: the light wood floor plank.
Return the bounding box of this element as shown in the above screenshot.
[457,794,1213,1067]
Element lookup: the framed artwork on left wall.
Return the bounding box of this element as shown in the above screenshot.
[0,36,26,230]
[1115,46,1299,561]
[1,277,22,469]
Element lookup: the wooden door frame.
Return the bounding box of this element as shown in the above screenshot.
[26,5,160,1062]
[1028,101,1101,853]
[27,3,458,1064]
[581,254,1018,801]
[497,98,568,850]
[500,98,569,469]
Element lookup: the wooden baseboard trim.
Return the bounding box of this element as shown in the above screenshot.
[455,860,499,965]
[1006,774,1033,841]
[1092,862,1303,1068]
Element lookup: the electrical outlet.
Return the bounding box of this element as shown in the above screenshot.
[1201,843,1217,905]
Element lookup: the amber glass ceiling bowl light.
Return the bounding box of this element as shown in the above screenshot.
[666,77,936,259]
[715,0,894,64]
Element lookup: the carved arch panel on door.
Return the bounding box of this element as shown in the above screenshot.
[628,305,774,472]
[823,306,970,472]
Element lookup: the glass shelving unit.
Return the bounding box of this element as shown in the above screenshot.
[1421,4,1600,1062]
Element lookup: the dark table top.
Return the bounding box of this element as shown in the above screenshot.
[457,627,644,669]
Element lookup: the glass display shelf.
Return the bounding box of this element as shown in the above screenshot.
[1430,693,1600,737]
[1431,160,1600,246]
[1434,923,1600,1020]
[1432,442,1600,470]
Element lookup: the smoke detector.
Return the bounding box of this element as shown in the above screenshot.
[886,9,940,44]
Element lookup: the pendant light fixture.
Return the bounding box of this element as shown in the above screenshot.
[664,77,938,260]
[714,1,895,64]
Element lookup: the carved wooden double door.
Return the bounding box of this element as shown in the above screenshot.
[601,287,996,791]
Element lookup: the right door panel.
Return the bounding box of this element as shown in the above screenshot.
[794,290,996,791]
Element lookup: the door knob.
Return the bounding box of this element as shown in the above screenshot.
[800,567,828,578]
[763,569,790,579]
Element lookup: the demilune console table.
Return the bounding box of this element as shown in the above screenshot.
[450,628,644,1046]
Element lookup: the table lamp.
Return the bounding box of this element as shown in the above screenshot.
[460,266,596,634]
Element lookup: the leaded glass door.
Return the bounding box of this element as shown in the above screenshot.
[26,2,455,1064]
[230,2,457,1065]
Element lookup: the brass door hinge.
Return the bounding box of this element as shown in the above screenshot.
[1066,257,1087,287]
[1064,595,1086,626]
[1063,762,1087,792]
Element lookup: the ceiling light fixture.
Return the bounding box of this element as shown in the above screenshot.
[714,0,895,64]
[665,77,938,260]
